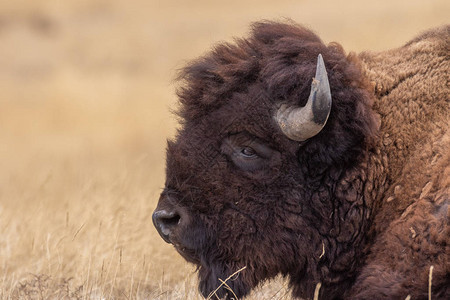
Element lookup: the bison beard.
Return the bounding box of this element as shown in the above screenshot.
[153,21,449,299]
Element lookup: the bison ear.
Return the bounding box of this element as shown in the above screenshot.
[275,54,332,141]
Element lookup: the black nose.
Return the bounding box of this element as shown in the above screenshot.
[152,209,181,243]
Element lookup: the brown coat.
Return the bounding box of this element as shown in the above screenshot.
[350,26,449,299]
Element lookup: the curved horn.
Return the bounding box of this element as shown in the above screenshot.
[275,54,332,141]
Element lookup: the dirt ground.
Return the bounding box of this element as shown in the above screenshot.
[0,0,448,299]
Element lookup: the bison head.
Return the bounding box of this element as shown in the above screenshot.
[153,21,379,299]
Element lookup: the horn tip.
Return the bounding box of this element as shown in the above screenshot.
[316,54,325,71]
[315,53,328,81]
[317,54,324,64]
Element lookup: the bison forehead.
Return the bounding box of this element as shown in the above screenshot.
[182,84,278,138]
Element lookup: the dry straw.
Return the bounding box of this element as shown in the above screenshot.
[206,266,247,300]
[428,265,434,300]
[313,282,321,300]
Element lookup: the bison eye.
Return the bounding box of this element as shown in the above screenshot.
[221,132,281,173]
[241,147,257,158]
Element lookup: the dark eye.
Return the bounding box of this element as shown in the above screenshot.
[241,147,257,158]
[221,132,281,173]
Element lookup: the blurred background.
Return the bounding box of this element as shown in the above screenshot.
[0,0,448,298]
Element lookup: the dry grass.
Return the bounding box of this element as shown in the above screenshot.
[0,0,448,299]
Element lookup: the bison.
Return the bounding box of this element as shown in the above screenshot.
[153,21,449,299]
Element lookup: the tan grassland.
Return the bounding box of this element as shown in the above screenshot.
[0,0,448,299]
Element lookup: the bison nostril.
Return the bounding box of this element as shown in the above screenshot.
[152,210,181,243]
[161,213,181,226]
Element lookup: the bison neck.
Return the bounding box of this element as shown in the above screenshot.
[357,30,448,239]
[298,31,449,299]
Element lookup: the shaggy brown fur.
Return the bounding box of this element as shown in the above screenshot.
[153,21,449,299]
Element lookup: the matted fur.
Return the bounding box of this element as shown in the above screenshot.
[154,21,449,299]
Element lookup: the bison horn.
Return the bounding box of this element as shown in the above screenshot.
[275,54,332,141]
